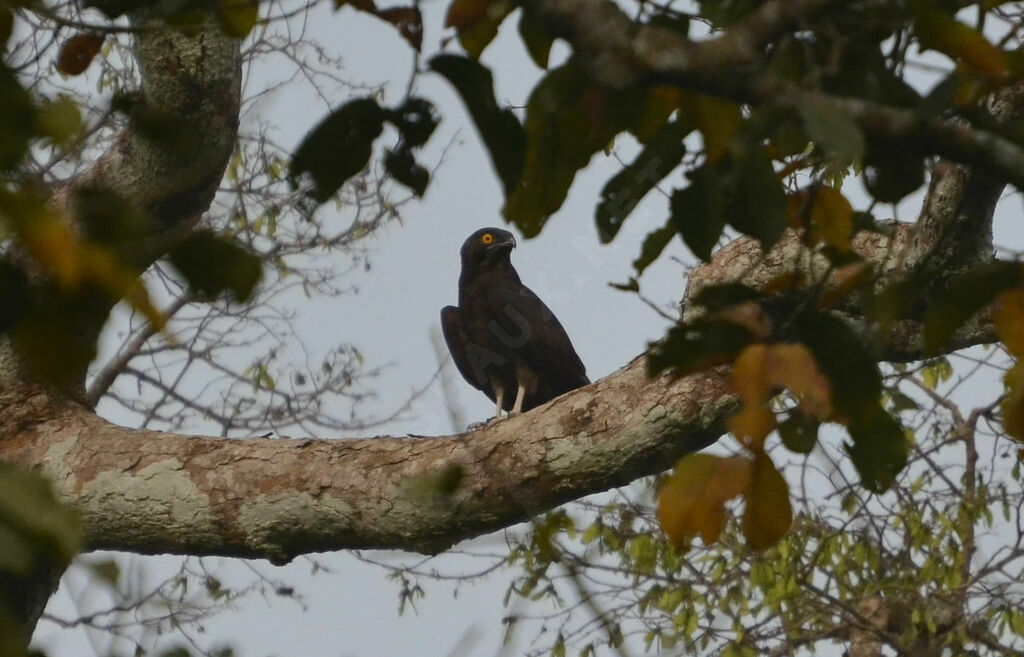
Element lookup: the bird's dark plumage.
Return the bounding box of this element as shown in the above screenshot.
[441,227,589,416]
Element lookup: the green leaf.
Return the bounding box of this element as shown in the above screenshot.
[290,97,385,203]
[699,0,760,27]
[12,292,102,386]
[845,404,907,492]
[647,319,754,377]
[111,92,191,156]
[596,118,689,243]
[517,9,553,69]
[87,558,122,587]
[796,311,880,420]
[691,283,762,311]
[83,0,143,19]
[71,187,152,247]
[862,138,925,203]
[35,94,84,147]
[741,452,792,550]
[669,165,726,261]
[822,41,920,107]
[168,230,263,302]
[797,95,865,168]
[384,147,429,196]
[917,73,962,120]
[375,6,423,52]
[503,59,642,237]
[923,261,1022,354]
[385,97,438,148]
[632,222,677,277]
[445,0,513,58]
[0,262,30,334]
[725,139,787,250]
[217,0,259,38]
[0,65,34,170]
[689,93,742,163]
[887,389,920,412]
[671,126,785,259]
[914,6,1007,77]
[0,7,12,49]
[430,55,525,195]
[778,411,820,454]
[0,463,81,577]
[646,7,688,34]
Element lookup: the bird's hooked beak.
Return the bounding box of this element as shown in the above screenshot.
[492,234,516,251]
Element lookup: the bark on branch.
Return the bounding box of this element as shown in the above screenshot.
[2,360,734,561]
[0,18,241,631]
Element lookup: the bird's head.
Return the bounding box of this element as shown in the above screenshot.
[460,227,517,268]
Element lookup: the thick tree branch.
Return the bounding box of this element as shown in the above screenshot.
[0,19,241,634]
[39,21,244,391]
[0,292,1000,566]
[2,360,734,561]
[61,19,241,246]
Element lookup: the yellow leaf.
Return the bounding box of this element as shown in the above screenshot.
[217,0,259,39]
[631,87,682,143]
[768,343,832,420]
[21,215,81,288]
[915,8,1007,78]
[732,343,768,404]
[686,93,741,163]
[657,454,752,548]
[729,343,833,450]
[1003,361,1024,441]
[741,452,793,550]
[445,0,512,58]
[0,189,85,287]
[444,0,487,29]
[995,288,1024,357]
[788,186,854,252]
[818,261,872,310]
[79,246,165,331]
[729,344,773,448]
[810,187,854,252]
[122,281,165,331]
[762,271,806,294]
[728,404,777,449]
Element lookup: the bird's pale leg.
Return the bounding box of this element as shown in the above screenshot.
[511,384,526,415]
[494,388,505,419]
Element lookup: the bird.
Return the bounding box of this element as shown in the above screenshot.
[440,227,590,419]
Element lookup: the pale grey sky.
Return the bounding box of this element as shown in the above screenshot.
[30,2,1024,656]
[32,1,690,655]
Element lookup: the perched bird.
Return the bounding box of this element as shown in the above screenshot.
[441,227,589,418]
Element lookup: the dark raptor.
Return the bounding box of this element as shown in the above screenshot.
[440,227,589,417]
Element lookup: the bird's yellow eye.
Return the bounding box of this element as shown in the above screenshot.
[481,233,494,244]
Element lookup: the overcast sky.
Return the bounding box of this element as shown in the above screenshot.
[29,1,1024,656]
[31,1,694,655]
